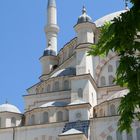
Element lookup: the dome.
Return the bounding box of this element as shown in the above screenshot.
[51,67,76,78]
[107,89,129,101]
[77,6,92,24]
[0,103,21,114]
[94,10,126,27]
[40,101,68,108]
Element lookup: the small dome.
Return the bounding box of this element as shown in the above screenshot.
[40,101,68,108]
[107,89,129,101]
[0,103,21,114]
[51,67,76,78]
[77,6,92,24]
[94,10,126,27]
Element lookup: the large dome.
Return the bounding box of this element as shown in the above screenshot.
[94,10,126,27]
[0,103,21,114]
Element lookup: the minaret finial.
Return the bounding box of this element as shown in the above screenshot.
[82,6,86,14]
[45,0,59,55]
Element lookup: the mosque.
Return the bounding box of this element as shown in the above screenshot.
[0,0,140,140]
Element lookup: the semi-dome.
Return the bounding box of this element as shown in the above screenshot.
[51,67,76,78]
[0,103,21,114]
[107,89,129,101]
[77,6,92,24]
[94,10,126,27]
[40,101,68,108]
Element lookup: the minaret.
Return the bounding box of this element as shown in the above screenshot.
[45,0,59,55]
[40,0,59,80]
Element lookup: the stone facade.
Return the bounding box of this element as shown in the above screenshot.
[0,0,140,140]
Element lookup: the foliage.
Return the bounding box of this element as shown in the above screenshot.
[88,0,140,132]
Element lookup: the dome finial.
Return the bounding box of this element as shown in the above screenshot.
[5,99,8,104]
[125,0,129,10]
[82,6,86,14]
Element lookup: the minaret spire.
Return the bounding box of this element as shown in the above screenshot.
[45,0,59,56]
[40,0,59,79]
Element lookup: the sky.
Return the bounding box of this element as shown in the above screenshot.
[0,0,130,112]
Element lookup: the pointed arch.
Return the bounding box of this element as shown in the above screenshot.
[78,88,83,98]
[107,135,112,140]
[109,75,114,85]
[31,114,35,125]
[43,112,49,123]
[0,117,2,128]
[136,128,140,140]
[110,104,116,116]
[127,133,133,140]
[11,117,16,127]
[64,80,69,90]
[116,131,122,140]
[100,76,106,86]
[108,65,113,72]
[57,111,63,122]
[54,81,59,91]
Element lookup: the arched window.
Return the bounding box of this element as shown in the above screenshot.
[78,88,83,98]
[100,76,106,86]
[108,65,113,72]
[36,87,39,94]
[54,81,59,91]
[11,117,16,127]
[109,75,114,85]
[136,128,140,140]
[99,108,103,116]
[40,87,44,93]
[116,131,122,140]
[64,80,69,90]
[47,84,51,92]
[43,112,49,123]
[127,133,133,140]
[107,135,113,140]
[0,117,1,128]
[57,111,63,122]
[116,60,120,68]
[31,115,35,125]
[110,104,116,115]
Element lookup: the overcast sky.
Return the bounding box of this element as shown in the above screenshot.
[0,0,130,112]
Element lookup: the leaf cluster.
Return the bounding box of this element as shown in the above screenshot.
[88,1,140,132]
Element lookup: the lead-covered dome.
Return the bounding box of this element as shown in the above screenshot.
[77,6,92,24]
[40,101,68,108]
[51,67,76,78]
[0,103,21,114]
[94,10,126,27]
